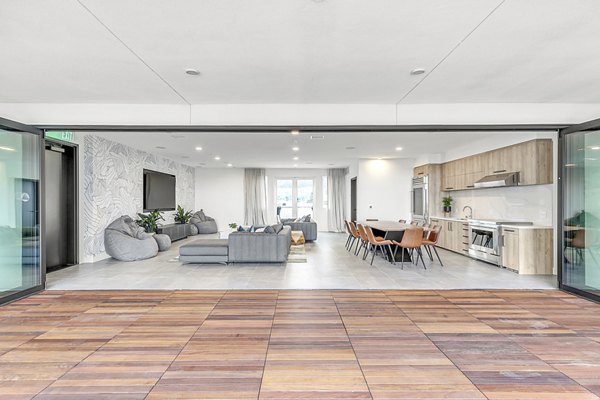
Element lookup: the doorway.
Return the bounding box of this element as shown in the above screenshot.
[350,177,357,222]
[44,140,77,271]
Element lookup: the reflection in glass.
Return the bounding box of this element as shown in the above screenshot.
[562,130,600,295]
[0,129,41,300]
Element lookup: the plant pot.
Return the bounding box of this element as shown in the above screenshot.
[443,206,452,213]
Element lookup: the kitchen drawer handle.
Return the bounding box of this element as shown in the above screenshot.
[493,169,507,173]
[445,187,454,190]
[462,242,469,245]
[418,172,424,175]
[466,185,474,188]
[504,229,516,232]
[462,235,468,239]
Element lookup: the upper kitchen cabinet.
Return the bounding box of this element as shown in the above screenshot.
[441,139,553,191]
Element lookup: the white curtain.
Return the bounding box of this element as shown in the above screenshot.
[327,168,347,232]
[244,168,267,226]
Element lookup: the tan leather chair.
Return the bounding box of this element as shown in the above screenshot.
[410,221,420,226]
[344,220,354,251]
[422,224,443,266]
[347,221,361,253]
[364,225,394,265]
[356,224,384,259]
[392,227,426,269]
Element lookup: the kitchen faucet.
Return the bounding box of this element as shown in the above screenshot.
[463,205,473,219]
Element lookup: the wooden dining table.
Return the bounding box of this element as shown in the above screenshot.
[359,220,429,262]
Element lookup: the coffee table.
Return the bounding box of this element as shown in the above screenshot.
[291,230,305,245]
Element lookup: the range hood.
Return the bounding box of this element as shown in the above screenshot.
[473,172,520,188]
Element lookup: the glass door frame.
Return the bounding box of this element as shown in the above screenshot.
[275,178,315,220]
[558,117,600,303]
[0,117,46,305]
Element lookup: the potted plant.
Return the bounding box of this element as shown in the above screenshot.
[135,210,164,233]
[228,223,238,230]
[442,196,453,214]
[174,205,193,224]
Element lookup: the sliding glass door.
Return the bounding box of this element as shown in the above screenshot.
[560,122,600,301]
[0,120,44,304]
[276,178,314,220]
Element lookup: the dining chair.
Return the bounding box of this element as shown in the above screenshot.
[422,224,443,266]
[392,227,426,269]
[347,221,361,253]
[344,220,354,250]
[364,225,395,265]
[410,221,420,226]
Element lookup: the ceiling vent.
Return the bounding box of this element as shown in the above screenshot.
[310,135,325,140]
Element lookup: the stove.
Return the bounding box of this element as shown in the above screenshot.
[467,219,533,265]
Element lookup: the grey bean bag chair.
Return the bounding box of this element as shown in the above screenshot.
[190,209,218,234]
[104,215,158,261]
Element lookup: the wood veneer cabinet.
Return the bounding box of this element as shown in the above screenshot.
[430,218,469,255]
[501,227,553,275]
[424,139,553,192]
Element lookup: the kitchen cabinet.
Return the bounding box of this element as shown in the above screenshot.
[441,139,552,192]
[431,219,469,255]
[501,227,553,275]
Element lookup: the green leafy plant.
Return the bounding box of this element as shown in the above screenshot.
[228,222,238,230]
[174,205,193,224]
[442,196,453,212]
[136,210,164,233]
[442,196,453,207]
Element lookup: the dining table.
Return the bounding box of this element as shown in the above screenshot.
[359,220,428,262]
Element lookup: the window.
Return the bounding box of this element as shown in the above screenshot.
[276,178,314,219]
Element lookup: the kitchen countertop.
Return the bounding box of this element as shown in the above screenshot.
[430,216,552,230]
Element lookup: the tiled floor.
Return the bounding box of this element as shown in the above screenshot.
[47,233,557,290]
[0,290,599,399]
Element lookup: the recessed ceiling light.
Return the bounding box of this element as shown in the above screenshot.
[195,146,203,151]
[345,146,356,150]
[293,156,299,161]
[410,68,426,75]
[377,157,383,160]
[292,146,299,151]
[565,163,576,167]
[585,158,598,161]
[214,156,221,160]
[290,129,300,135]
[185,68,201,76]
[395,146,403,151]
[0,146,16,152]
[590,146,600,150]
[156,146,166,149]
[227,163,233,167]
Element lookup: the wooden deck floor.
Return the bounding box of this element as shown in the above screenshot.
[0,290,599,399]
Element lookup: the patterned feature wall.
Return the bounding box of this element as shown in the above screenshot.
[83,135,195,259]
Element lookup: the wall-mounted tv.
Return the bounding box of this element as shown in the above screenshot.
[143,169,176,212]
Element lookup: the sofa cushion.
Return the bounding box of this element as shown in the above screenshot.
[180,239,229,256]
[272,224,283,233]
[263,225,276,234]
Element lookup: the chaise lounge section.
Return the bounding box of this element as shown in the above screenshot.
[228,225,292,263]
[281,219,317,241]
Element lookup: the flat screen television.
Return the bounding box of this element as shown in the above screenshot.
[143,169,176,212]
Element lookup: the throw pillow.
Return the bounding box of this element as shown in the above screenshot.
[255,227,265,233]
[237,225,255,232]
[263,225,276,234]
[303,214,312,222]
[272,224,283,234]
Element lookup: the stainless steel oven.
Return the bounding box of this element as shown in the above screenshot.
[411,176,428,223]
[468,221,501,264]
[468,219,533,265]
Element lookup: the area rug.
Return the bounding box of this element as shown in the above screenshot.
[287,244,307,263]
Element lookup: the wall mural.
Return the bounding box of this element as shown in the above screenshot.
[83,135,195,259]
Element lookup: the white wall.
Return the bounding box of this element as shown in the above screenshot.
[356,159,415,222]
[194,168,244,231]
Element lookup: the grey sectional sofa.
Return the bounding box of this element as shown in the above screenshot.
[227,225,292,263]
[281,219,317,241]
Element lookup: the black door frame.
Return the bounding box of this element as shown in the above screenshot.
[558,117,600,303]
[0,117,46,305]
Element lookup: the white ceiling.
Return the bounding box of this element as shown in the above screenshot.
[92,130,533,169]
[2,0,600,105]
